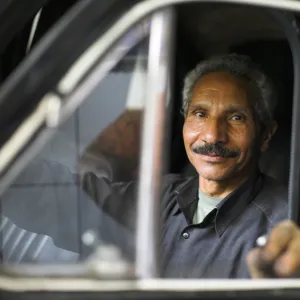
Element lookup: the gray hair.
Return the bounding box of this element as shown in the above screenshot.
[182,54,277,128]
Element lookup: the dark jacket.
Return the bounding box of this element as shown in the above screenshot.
[82,170,288,278]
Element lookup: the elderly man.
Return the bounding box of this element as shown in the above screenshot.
[81,54,300,278]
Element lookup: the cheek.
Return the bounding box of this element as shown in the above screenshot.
[228,124,256,153]
[183,119,203,144]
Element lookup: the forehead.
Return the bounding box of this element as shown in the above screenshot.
[191,71,252,108]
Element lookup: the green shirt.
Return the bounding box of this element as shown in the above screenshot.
[193,189,223,224]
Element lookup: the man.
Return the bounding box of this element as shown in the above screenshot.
[80,54,300,278]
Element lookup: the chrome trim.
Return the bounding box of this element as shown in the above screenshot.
[0,278,300,292]
[136,8,175,279]
[0,93,61,174]
[26,8,43,53]
[0,124,56,196]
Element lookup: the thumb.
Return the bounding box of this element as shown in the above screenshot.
[247,248,275,278]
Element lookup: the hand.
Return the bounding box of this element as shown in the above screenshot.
[247,220,300,278]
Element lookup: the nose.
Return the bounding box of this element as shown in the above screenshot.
[201,117,228,144]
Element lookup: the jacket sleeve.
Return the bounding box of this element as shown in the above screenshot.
[80,165,184,232]
[81,171,138,232]
[80,167,186,261]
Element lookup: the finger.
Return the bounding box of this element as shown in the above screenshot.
[274,232,300,277]
[247,248,271,278]
[263,221,298,262]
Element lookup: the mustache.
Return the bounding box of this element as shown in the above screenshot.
[192,143,240,158]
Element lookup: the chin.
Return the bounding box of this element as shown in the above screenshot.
[199,173,229,182]
[195,165,235,182]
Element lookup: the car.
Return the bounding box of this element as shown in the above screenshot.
[0,0,300,299]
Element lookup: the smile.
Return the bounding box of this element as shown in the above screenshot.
[199,153,227,162]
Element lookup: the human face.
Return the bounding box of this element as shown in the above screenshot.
[183,71,260,182]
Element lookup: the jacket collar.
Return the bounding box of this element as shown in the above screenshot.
[173,171,263,237]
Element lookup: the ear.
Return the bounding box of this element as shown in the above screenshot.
[260,121,278,153]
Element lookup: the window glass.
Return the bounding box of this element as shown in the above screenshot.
[0,24,149,268]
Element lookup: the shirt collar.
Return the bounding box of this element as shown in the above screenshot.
[173,176,198,223]
[173,171,263,237]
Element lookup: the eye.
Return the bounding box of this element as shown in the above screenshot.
[195,111,206,118]
[229,114,244,121]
